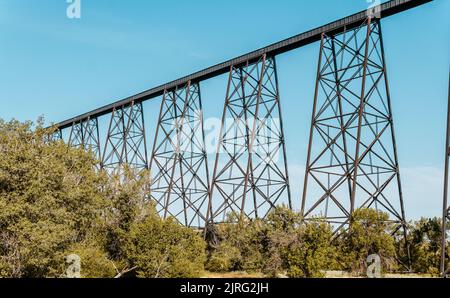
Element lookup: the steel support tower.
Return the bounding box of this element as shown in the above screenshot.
[101,101,148,175]
[149,82,211,228]
[301,17,408,242]
[68,117,101,161]
[207,54,291,223]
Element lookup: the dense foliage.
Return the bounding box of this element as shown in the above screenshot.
[0,119,448,278]
[206,208,336,277]
[334,208,398,275]
[0,119,108,277]
[125,215,206,278]
[0,119,205,278]
[408,217,449,275]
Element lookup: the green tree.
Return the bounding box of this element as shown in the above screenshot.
[206,213,265,273]
[263,207,335,277]
[0,118,208,278]
[0,119,109,277]
[100,167,207,278]
[206,207,336,277]
[335,208,397,275]
[103,167,151,263]
[124,212,206,278]
[66,242,116,278]
[408,217,449,275]
[284,222,335,278]
[262,206,301,276]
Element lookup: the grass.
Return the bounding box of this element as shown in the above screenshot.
[201,271,266,278]
[200,270,436,278]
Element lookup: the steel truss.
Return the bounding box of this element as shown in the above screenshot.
[301,18,409,241]
[207,54,291,224]
[441,76,450,277]
[149,82,211,228]
[46,129,62,143]
[68,117,101,161]
[101,101,148,174]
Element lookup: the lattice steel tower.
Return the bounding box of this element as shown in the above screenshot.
[301,17,408,241]
[207,54,291,224]
[149,82,211,228]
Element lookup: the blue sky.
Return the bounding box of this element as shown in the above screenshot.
[0,0,449,220]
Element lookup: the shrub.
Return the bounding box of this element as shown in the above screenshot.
[262,206,301,276]
[206,213,265,272]
[205,241,241,272]
[408,217,447,275]
[335,208,397,275]
[262,207,335,278]
[207,207,336,278]
[284,221,335,278]
[125,212,206,278]
[103,167,150,261]
[0,119,108,277]
[66,242,116,278]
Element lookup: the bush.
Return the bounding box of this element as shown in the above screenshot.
[66,242,116,278]
[0,119,206,278]
[205,241,241,272]
[1,119,445,278]
[262,207,301,276]
[206,207,335,277]
[125,212,206,278]
[335,208,397,275]
[0,119,108,277]
[408,217,448,275]
[262,207,335,277]
[206,213,265,272]
[283,222,335,278]
[103,167,150,261]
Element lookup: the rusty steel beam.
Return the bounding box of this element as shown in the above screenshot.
[53,0,432,130]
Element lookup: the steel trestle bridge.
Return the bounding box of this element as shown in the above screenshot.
[48,0,450,276]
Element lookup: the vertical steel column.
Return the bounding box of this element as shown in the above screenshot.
[301,18,408,239]
[207,54,291,224]
[149,82,210,228]
[441,75,450,277]
[101,102,147,175]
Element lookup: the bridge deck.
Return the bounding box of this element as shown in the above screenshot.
[55,0,432,130]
